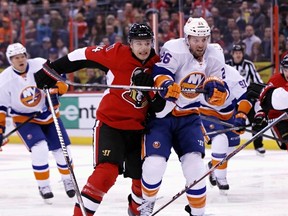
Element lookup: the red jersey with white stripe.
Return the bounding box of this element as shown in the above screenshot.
[266,73,288,119]
[77,43,160,130]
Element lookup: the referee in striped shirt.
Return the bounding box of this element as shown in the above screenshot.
[226,44,266,156]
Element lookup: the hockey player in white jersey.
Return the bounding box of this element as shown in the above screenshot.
[0,43,75,203]
[139,17,229,216]
[200,64,252,193]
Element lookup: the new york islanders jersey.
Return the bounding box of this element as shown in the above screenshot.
[0,58,56,125]
[153,39,226,118]
[199,64,248,120]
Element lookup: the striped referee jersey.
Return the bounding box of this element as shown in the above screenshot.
[226,58,263,85]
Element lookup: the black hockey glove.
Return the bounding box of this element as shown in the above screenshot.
[149,92,166,113]
[246,83,266,102]
[253,110,268,131]
[0,126,4,147]
[0,125,8,149]
[132,69,154,87]
[34,60,59,89]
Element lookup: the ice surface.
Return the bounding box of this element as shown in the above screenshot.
[1,144,288,216]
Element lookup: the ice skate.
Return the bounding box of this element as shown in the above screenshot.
[127,194,139,216]
[216,177,229,195]
[63,179,76,198]
[207,161,216,187]
[184,205,204,216]
[39,186,54,204]
[138,200,155,216]
[255,147,266,157]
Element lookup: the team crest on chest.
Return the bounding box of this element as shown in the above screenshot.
[20,86,42,107]
[122,67,150,108]
[180,72,205,99]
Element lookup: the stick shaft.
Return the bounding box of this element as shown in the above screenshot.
[200,115,286,142]
[43,64,206,93]
[45,88,87,216]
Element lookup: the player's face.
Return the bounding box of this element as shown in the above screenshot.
[187,36,209,60]
[130,39,153,61]
[232,51,243,64]
[10,54,28,73]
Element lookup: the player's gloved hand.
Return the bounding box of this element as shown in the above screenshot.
[34,60,58,89]
[233,112,247,134]
[132,69,154,87]
[203,76,227,106]
[0,126,4,147]
[253,110,268,131]
[159,80,181,102]
[246,83,265,102]
[45,87,60,110]
[0,126,8,150]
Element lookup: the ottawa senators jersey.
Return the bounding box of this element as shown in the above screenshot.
[266,73,288,118]
[65,43,160,130]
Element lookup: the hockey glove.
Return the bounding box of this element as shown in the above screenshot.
[253,110,268,131]
[34,60,58,89]
[159,80,181,102]
[45,87,60,110]
[132,69,154,87]
[233,112,247,134]
[203,76,227,106]
[246,83,266,102]
[0,126,8,150]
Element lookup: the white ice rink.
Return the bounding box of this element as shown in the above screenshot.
[1,143,288,216]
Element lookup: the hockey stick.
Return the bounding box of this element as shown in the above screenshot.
[151,112,288,215]
[205,126,246,136]
[45,88,87,216]
[0,111,42,150]
[42,63,207,93]
[200,115,286,142]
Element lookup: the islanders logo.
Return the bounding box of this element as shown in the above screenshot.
[180,72,205,99]
[20,86,42,107]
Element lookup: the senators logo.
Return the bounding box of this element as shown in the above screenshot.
[122,89,148,108]
[180,72,205,99]
[122,67,150,108]
[20,86,42,107]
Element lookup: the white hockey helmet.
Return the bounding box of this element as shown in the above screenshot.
[184,17,210,38]
[6,43,27,64]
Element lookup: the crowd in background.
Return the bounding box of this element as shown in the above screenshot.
[0,0,288,91]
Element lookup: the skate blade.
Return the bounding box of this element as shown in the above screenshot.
[43,198,53,205]
[256,152,265,157]
[219,189,228,196]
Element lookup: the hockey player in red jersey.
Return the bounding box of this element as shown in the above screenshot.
[0,43,75,203]
[33,23,163,216]
[256,54,288,150]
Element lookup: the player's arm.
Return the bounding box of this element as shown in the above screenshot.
[34,47,109,89]
[233,92,253,134]
[260,85,288,111]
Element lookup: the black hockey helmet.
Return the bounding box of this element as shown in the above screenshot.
[281,54,288,69]
[232,44,244,53]
[128,23,154,42]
